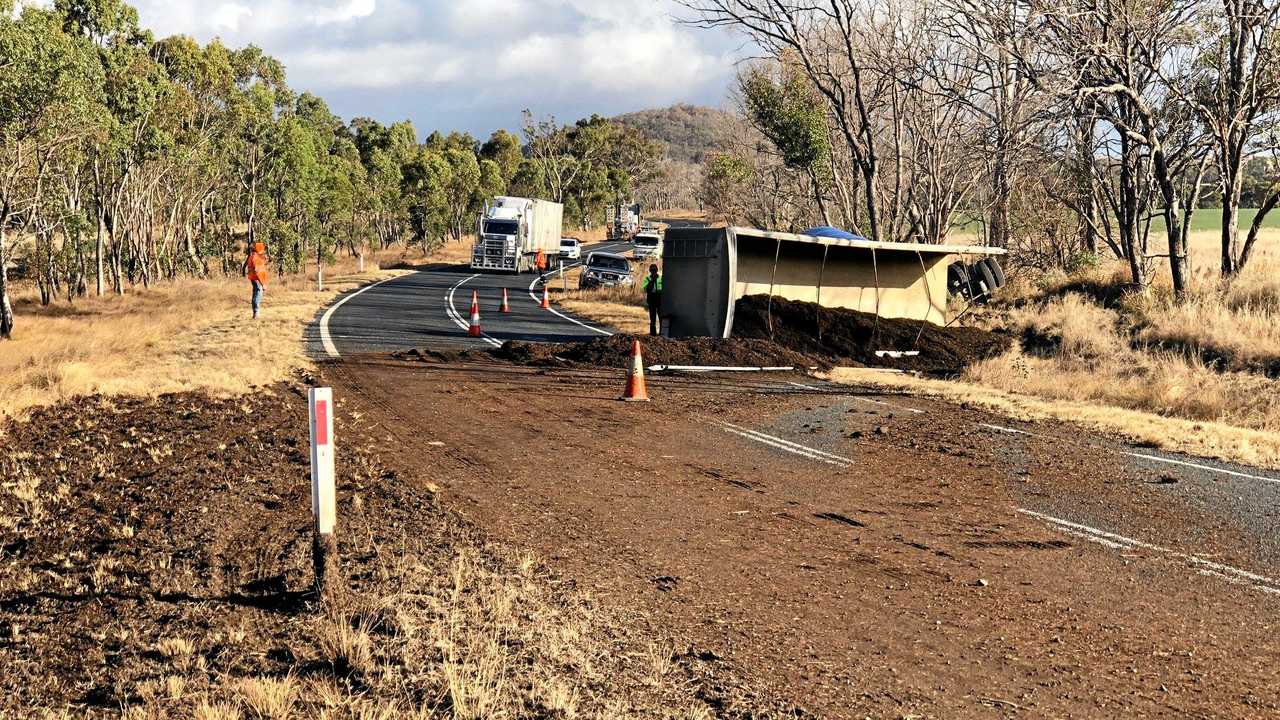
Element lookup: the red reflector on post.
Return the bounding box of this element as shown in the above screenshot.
[315,400,329,446]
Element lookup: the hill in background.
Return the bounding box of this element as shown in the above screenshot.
[615,104,731,164]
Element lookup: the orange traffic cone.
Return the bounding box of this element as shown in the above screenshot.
[468,290,482,337]
[499,287,510,313]
[540,283,551,309]
[620,339,650,402]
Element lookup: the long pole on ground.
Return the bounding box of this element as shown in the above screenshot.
[308,387,338,595]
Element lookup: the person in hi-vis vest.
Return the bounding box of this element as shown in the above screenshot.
[642,264,663,336]
[242,242,269,319]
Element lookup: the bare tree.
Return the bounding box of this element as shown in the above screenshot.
[682,0,897,242]
[1178,0,1280,275]
[1034,0,1209,294]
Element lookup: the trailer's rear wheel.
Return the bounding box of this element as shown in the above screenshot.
[947,262,972,298]
[983,257,1007,288]
[973,261,997,297]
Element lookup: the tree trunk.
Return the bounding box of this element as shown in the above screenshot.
[96,210,105,296]
[1119,135,1145,286]
[0,217,13,339]
[1221,160,1243,276]
[1240,185,1280,271]
[990,142,1011,249]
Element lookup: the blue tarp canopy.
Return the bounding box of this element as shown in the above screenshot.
[802,226,869,241]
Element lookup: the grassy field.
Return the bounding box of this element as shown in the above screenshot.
[923,227,1280,468]
[1183,208,1280,233]
[0,248,417,422]
[953,207,1280,237]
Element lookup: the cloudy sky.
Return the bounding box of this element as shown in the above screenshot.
[127,0,745,137]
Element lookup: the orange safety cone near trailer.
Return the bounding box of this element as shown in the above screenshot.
[499,287,510,313]
[620,339,650,402]
[468,290,482,337]
[540,283,551,309]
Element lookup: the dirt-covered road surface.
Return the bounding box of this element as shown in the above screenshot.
[330,353,1280,718]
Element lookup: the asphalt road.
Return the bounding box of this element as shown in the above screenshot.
[311,238,633,357]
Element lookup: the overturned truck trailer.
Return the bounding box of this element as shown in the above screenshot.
[663,226,1005,338]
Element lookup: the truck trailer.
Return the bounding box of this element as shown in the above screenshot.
[472,196,564,273]
[606,201,641,241]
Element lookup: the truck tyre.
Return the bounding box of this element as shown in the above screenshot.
[983,257,1007,288]
[947,262,971,298]
[973,261,997,297]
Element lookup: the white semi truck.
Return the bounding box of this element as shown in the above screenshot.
[606,201,641,241]
[472,196,564,273]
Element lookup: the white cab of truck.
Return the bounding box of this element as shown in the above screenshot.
[631,231,663,260]
[472,196,564,273]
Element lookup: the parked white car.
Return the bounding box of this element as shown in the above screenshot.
[559,237,582,260]
[631,232,662,260]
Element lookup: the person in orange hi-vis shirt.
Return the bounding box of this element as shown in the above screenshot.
[242,241,269,319]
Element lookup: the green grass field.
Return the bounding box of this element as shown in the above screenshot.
[1184,208,1280,233]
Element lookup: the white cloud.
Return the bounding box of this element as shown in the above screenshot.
[310,0,377,25]
[124,0,739,132]
[208,3,252,31]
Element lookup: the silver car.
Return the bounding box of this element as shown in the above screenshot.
[578,252,634,289]
[631,232,662,260]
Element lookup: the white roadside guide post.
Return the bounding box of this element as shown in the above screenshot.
[308,387,338,593]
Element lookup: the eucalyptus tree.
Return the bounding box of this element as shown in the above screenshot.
[480,129,523,185]
[0,2,99,337]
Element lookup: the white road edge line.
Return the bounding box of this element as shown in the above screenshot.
[1017,508,1280,595]
[527,267,613,337]
[979,423,1036,437]
[446,274,502,348]
[320,275,407,358]
[1123,451,1280,485]
[719,421,853,465]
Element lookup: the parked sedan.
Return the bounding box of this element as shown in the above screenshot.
[559,237,582,260]
[578,252,634,289]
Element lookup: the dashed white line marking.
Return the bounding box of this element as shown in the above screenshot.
[319,275,407,358]
[1017,508,1280,596]
[1123,451,1280,485]
[446,274,502,347]
[718,421,853,467]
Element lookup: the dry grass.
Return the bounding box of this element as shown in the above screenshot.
[824,365,1280,470]
[236,675,297,719]
[547,262,651,335]
[0,249,418,422]
[834,229,1280,468]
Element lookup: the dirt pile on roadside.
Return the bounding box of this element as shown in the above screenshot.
[733,294,1012,376]
[494,333,824,369]
[0,386,790,717]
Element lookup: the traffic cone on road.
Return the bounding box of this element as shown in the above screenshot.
[499,287,510,313]
[540,283,551,309]
[620,339,650,402]
[468,290,482,338]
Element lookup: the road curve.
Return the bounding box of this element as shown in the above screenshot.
[310,239,632,358]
